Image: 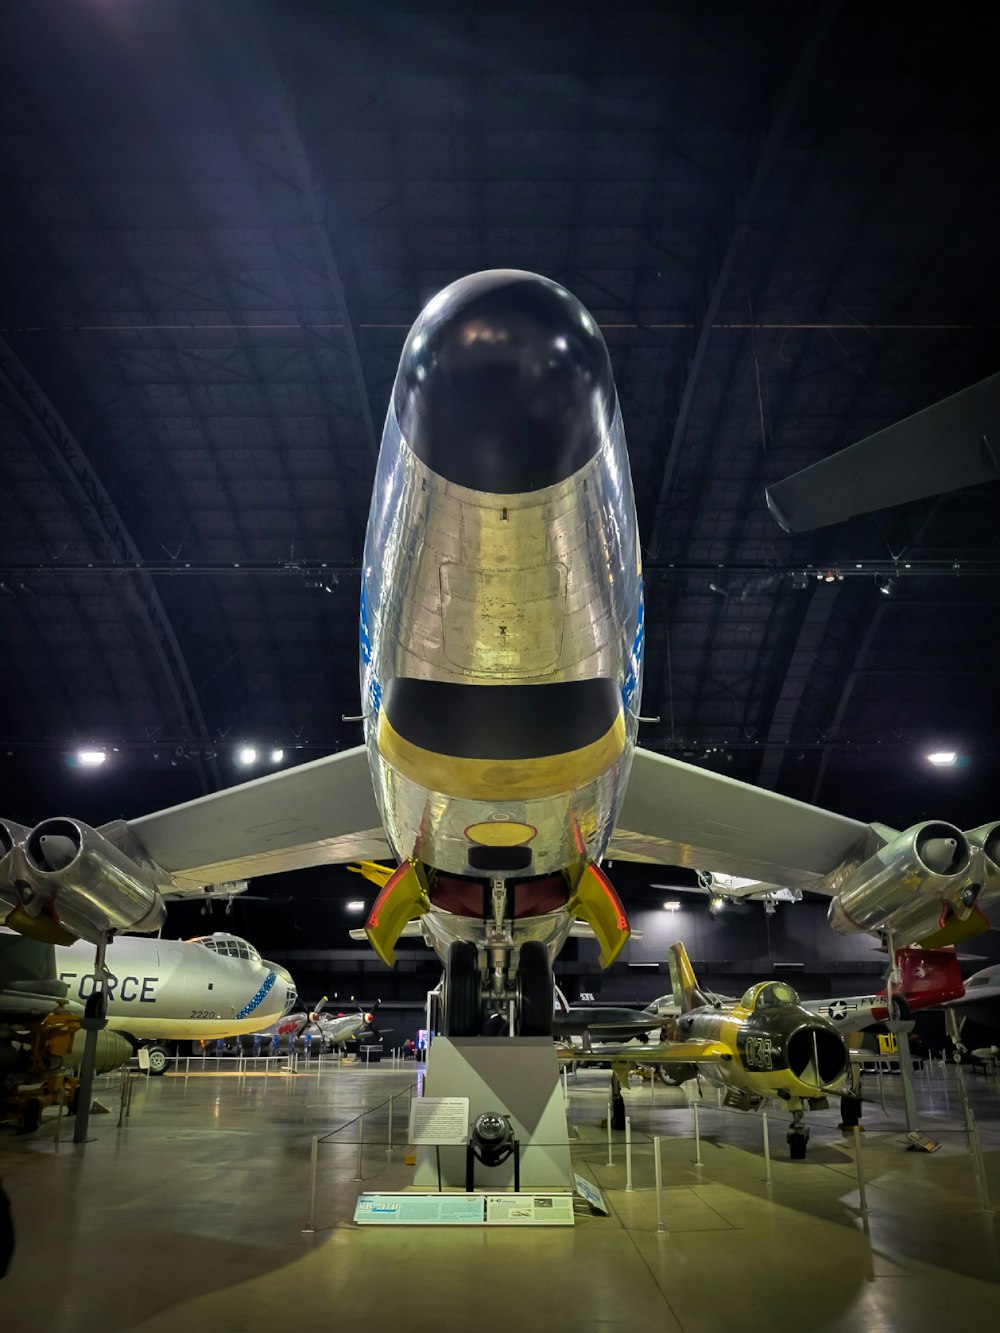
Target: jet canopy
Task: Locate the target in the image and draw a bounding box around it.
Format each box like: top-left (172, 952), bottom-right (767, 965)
top-left (741, 980), bottom-right (800, 1011)
top-left (188, 932), bottom-right (261, 964)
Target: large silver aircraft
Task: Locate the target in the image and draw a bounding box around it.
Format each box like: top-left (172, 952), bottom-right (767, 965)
top-left (1, 927), bottom-right (296, 1074)
top-left (1, 271), bottom-right (997, 1039)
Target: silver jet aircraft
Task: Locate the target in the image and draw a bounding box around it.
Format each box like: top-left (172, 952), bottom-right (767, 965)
top-left (2, 271), bottom-right (998, 1038)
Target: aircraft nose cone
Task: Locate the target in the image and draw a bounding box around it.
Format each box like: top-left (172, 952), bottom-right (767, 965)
top-left (393, 269), bottom-right (616, 493)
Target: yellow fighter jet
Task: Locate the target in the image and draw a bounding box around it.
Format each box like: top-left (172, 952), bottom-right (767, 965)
top-left (565, 942), bottom-right (849, 1158)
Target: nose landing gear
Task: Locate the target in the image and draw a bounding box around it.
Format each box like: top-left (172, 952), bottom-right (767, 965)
top-left (787, 1108), bottom-right (810, 1159)
top-left (442, 941), bottom-right (481, 1037)
top-left (440, 939), bottom-right (555, 1037)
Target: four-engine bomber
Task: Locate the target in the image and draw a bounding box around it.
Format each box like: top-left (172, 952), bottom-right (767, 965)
top-left (0, 271), bottom-right (996, 1038)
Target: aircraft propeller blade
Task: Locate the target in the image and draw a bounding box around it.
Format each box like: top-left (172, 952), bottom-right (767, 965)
top-left (765, 372), bottom-right (1000, 532)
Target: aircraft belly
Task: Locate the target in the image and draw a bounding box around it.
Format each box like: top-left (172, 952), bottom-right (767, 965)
top-left (420, 906), bottom-right (574, 966)
top-left (105, 1013), bottom-right (286, 1041)
top-left (370, 752), bottom-right (629, 877)
top-left (361, 404), bottom-right (642, 879)
top-left (365, 422), bottom-right (638, 689)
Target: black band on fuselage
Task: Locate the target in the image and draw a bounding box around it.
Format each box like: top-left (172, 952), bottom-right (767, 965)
top-left (393, 270), bottom-right (615, 493)
top-left (381, 676), bottom-right (622, 760)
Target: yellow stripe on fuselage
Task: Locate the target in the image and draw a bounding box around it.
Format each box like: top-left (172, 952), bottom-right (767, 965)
top-left (377, 706), bottom-right (627, 801)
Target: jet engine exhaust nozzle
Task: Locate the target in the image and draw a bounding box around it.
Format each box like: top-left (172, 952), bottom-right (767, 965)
top-left (18, 817), bottom-right (166, 943)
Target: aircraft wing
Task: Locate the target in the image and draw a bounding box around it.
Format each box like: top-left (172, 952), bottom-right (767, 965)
top-left (0, 990), bottom-right (80, 1016)
top-left (569, 920), bottom-right (643, 941)
top-left (609, 746), bottom-right (868, 891)
top-left (125, 746), bottom-right (391, 890)
top-left (562, 1038), bottom-right (731, 1065)
top-left (349, 921), bottom-right (424, 942)
top-left (650, 878), bottom-right (801, 904)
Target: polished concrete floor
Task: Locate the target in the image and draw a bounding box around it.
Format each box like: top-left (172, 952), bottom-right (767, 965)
top-left (2, 1054), bottom-right (999, 1332)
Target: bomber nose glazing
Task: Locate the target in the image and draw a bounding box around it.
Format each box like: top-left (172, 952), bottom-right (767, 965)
top-left (393, 269), bottom-right (616, 493)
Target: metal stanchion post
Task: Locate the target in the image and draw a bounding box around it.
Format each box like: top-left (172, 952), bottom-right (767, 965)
top-left (968, 1109), bottom-right (992, 1212)
top-left (853, 1125), bottom-right (868, 1214)
top-left (355, 1112), bottom-right (366, 1181)
top-left (650, 1070), bottom-right (655, 1110)
top-left (625, 1116), bottom-right (634, 1192)
top-left (693, 1101), bottom-right (702, 1166)
top-left (653, 1136), bottom-right (665, 1234)
top-left (53, 1074), bottom-right (65, 1145)
top-left (606, 1100), bottom-right (613, 1166)
top-left (388, 1096), bottom-right (394, 1158)
top-left (877, 1066), bottom-right (886, 1114)
top-left (302, 1135), bottom-right (319, 1233)
top-left (761, 1112), bottom-right (771, 1184)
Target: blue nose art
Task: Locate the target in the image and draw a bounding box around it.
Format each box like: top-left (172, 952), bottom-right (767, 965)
top-left (236, 969), bottom-right (277, 1021)
top-left (393, 269), bottom-right (615, 493)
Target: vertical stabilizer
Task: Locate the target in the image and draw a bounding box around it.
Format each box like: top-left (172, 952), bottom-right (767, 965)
top-left (667, 941), bottom-right (709, 1013)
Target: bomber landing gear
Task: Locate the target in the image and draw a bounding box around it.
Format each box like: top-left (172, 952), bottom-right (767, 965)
top-left (144, 1043), bottom-right (171, 1076)
top-left (787, 1108), bottom-right (810, 1160)
top-left (439, 939), bottom-right (556, 1038)
top-left (516, 941), bottom-right (554, 1037)
top-left (443, 941), bottom-right (481, 1037)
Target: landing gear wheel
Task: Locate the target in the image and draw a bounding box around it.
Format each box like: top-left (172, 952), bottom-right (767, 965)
top-left (145, 1044), bottom-right (170, 1076)
top-left (443, 941), bottom-right (481, 1037)
top-left (517, 941), bottom-right (554, 1036)
top-left (789, 1134), bottom-right (808, 1160)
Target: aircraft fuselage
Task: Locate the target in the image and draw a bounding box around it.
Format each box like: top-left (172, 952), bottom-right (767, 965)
top-left (50, 932), bottom-right (295, 1041)
top-left (360, 271), bottom-right (643, 976)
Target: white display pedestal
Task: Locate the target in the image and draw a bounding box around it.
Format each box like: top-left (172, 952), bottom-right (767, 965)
top-left (413, 1037), bottom-right (573, 1191)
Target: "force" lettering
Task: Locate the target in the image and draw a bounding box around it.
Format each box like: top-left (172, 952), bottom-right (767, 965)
top-left (59, 972), bottom-right (159, 1003)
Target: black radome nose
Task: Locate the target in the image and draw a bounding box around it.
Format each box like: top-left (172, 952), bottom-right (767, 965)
top-left (393, 270), bottom-right (616, 493)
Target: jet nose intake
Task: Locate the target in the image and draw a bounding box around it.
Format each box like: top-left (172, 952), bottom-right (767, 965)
top-left (393, 269), bottom-right (616, 493)
top-left (786, 1024), bottom-right (848, 1087)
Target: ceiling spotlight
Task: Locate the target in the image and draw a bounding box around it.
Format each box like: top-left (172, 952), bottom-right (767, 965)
top-left (270, 748), bottom-right (284, 764)
top-left (346, 900), bottom-right (365, 911)
top-left (926, 751), bottom-right (958, 767)
top-left (77, 749), bottom-right (107, 766)
top-left (237, 747), bottom-right (258, 766)
top-left (877, 576), bottom-right (895, 597)
top-left (662, 901), bottom-right (681, 911)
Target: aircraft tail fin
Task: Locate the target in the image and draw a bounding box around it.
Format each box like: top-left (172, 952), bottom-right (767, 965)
top-left (667, 942), bottom-right (709, 1013)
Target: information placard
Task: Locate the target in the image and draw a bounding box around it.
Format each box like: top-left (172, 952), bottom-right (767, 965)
top-left (485, 1194), bottom-right (575, 1226)
top-left (573, 1173), bottom-right (608, 1215)
top-left (408, 1096), bottom-right (470, 1145)
top-left (355, 1193), bottom-right (484, 1226)
top-left (353, 1192), bottom-right (575, 1226)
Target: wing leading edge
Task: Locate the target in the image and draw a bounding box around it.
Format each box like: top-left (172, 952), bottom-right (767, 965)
top-left (610, 746), bottom-right (868, 891)
top-left (128, 743), bottom-right (869, 897)
top-left (126, 746), bottom-right (390, 890)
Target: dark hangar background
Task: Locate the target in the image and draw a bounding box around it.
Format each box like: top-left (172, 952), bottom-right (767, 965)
top-left (1, 1), bottom-right (999, 1011)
